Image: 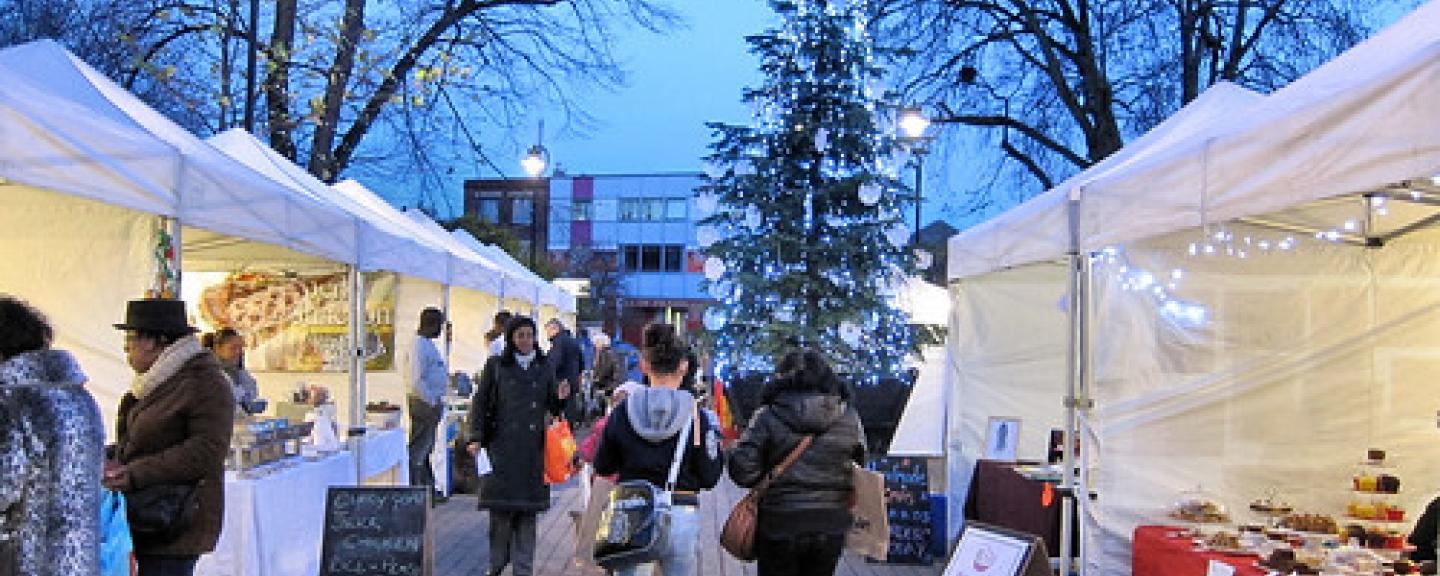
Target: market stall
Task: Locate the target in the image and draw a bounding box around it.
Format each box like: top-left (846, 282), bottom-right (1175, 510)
top-left (0, 40), bottom-right (363, 436)
top-left (944, 2), bottom-right (1440, 573)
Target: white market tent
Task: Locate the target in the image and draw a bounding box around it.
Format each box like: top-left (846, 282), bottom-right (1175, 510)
top-left (885, 276), bottom-right (952, 457)
top-left (944, 2), bottom-right (1440, 574)
top-left (206, 130), bottom-right (514, 409)
top-left (0, 40), bottom-right (367, 434)
top-left (443, 223), bottom-right (559, 317)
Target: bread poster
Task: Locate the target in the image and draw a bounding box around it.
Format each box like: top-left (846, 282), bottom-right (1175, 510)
top-left (189, 271), bottom-right (396, 372)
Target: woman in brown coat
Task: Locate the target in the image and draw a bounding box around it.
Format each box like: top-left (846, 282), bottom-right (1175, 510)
top-left (102, 299), bottom-right (233, 576)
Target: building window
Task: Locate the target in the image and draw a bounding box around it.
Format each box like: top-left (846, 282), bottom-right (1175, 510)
top-left (572, 200), bottom-right (593, 222)
top-left (478, 198), bottom-right (501, 223)
top-left (620, 198), bottom-right (678, 222)
top-left (622, 245), bottom-right (641, 272)
top-left (642, 245), bottom-right (662, 272)
top-left (620, 244), bottom-right (686, 272)
top-left (666, 198), bottom-right (687, 221)
top-left (664, 246), bottom-right (683, 271)
top-left (513, 198), bottom-right (534, 225)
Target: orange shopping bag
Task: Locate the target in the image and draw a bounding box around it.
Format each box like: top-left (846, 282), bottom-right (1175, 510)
top-left (544, 419), bottom-right (578, 484)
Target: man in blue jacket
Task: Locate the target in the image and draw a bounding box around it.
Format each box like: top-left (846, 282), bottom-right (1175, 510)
top-left (545, 319), bottom-right (584, 428)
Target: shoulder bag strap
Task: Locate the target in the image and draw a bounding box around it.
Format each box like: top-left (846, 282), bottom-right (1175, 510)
top-left (752, 435), bottom-right (814, 497)
top-left (663, 409), bottom-right (694, 492)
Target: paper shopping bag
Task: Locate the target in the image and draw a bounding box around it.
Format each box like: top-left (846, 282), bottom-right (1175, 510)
top-left (474, 447), bottom-right (493, 476)
top-left (573, 475), bottom-right (615, 568)
top-left (846, 466), bottom-right (890, 561)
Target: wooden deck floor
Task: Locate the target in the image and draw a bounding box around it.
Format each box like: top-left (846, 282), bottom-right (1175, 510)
top-left (432, 474), bottom-right (943, 576)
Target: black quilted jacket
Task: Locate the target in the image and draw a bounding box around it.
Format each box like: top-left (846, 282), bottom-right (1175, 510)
top-left (728, 392), bottom-right (865, 535)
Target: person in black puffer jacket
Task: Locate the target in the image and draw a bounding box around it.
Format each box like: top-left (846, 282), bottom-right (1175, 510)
top-left (728, 350), bottom-right (865, 576)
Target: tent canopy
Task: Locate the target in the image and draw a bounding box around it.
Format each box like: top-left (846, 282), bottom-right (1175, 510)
top-left (950, 0), bottom-right (1440, 282)
top-left (0, 40), bottom-right (360, 265)
top-left (947, 82), bottom-right (1265, 279)
top-left (331, 179), bottom-right (505, 294)
top-left (206, 129), bottom-right (451, 282)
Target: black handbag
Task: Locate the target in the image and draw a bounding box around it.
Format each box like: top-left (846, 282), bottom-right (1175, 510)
top-left (126, 481), bottom-right (200, 546)
top-left (593, 417), bottom-right (692, 570)
top-left (1, 501), bottom-right (20, 575)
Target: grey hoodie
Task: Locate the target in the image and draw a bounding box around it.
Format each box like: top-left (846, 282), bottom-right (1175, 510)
top-left (624, 387), bottom-right (696, 442)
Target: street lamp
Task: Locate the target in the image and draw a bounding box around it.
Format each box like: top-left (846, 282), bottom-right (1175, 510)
top-left (520, 124), bottom-right (550, 269)
top-left (899, 106), bottom-right (933, 250)
top-left (521, 144), bottom-right (549, 178)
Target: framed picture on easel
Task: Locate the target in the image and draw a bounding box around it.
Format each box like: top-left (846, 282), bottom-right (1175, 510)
top-left (984, 416), bottom-right (1021, 461)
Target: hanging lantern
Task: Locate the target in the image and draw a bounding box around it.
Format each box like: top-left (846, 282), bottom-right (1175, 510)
top-left (696, 192), bottom-right (719, 216)
top-left (885, 222), bottom-right (912, 247)
top-left (696, 225), bottom-right (719, 248)
top-left (704, 256), bottom-right (727, 280)
top-left (858, 183), bottom-right (882, 206)
top-left (839, 321), bottom-right (863, 346)
top-left (703, 307), bottom-right (728, 331)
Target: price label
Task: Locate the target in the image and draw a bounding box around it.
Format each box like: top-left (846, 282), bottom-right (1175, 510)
top-left (1206, 559), bottom-right (1236, 576)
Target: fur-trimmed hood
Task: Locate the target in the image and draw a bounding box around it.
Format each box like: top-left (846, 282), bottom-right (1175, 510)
top-left (0, 349), bottom-right (87, 387)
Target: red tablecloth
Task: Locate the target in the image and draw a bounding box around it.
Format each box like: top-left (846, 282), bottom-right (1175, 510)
top-left (1133, 525), bottom-right (1267, 576)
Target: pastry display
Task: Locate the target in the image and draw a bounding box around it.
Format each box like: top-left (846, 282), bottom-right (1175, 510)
top-left (1279, 513), bottom-right (1338, 534)
top-left (1204, 531), bottom-right (1241, 550)
top-left (1171, 498), bottom-right (1230, 523)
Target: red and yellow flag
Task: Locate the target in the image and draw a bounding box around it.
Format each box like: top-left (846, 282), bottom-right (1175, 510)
top-left (713, 376), bottom-right (739, 440)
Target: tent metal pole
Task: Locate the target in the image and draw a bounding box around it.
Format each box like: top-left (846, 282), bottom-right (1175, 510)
top-left (169, 216), bottom-right (184, 295)
top-left (442, 257), bottom-right (454, 365)
top-left (1061, 192), bottom-right (1090, 576)
top-left (348, 264), bottom-right (367, 480)
top-left (1076, 245), bottom-right (1094, 576)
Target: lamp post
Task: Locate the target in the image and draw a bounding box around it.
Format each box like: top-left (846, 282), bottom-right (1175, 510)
top-left (521, 129), bottom-right (549, 270)
top-left (899, 106), bottom-right (933, 246)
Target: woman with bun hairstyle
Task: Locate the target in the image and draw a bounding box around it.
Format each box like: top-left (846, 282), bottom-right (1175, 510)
top-left (728, 350), bottom-right (865, 576)
top-left (593, 324), bottom-right (725, 576)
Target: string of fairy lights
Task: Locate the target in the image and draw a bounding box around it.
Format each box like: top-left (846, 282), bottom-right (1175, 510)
top-left (1093, 180), bottom-right (1440, 327)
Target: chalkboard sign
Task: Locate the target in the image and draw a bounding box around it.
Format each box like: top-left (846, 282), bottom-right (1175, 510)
top-left (872, 456), bottom-right (933, 565)
top-left (320, 486), bottom-right (431, 576)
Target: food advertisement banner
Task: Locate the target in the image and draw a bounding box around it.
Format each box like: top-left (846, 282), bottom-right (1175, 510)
top-left (189, 271), bottom-right (396, 372)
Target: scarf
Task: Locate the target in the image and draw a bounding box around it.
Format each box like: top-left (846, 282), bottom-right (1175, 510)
top-left (130, 335), bottom-right (205, 399)
top-left (516, 350), bottom-right (537, 370)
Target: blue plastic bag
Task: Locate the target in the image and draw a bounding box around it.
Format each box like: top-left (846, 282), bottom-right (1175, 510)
top-left (99, 490), bottom-right (133, 576)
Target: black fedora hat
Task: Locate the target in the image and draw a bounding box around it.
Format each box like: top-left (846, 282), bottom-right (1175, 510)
top-left (113, 299), bottom-right (198, 334)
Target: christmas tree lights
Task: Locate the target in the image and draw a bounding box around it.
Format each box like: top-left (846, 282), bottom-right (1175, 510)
top-left (700, 0), bottom-right (919, 384)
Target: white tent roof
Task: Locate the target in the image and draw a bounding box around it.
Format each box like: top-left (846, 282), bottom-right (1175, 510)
top-left (206, 129), bottom-right (451, 280)
top-left (951, 1), bottom-right (1440, 280)
top-left (948, 82), bottom-right (1265, 279)
top-left (0, 40), bottom-right (359, 264)
top-left (405, 210), bottom-right (578, 314)
top-left (399, 210), bottom-right (551, 307)
top-left (893, 276), bottom-right (949, 325)
top-left (1076, 0), bottom-right (1440, 249)
top-left (331, 179), bottom-right (504, 294)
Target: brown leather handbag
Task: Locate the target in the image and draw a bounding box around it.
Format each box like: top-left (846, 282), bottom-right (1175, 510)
top-left (720, 435), bottom-right (814, 561)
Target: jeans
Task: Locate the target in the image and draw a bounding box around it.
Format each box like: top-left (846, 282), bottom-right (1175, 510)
top-left (754, 531), bottom-right (846, 576)
top-left (613, 505), bottom-right (700, 576)
top-left (489, 510), bottom-right (538, 576)
top-left (407, 396), bottom-right (441, 491)
top-left (135, 554), bottom-right (199, 576)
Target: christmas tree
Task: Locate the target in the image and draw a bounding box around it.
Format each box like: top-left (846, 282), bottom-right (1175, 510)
top-left (698, 0), bottom-right (919, 384)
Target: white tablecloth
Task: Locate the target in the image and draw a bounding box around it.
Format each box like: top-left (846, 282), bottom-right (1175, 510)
top-left (196, 451), bottom-right (356, 576)
top-left (357, 427), bottom-right (408, 485)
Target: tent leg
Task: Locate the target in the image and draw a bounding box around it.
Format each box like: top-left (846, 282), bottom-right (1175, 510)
top-left (348, 266), bottom-right (368, 481)
top-left (169, 217), bottom-right (184, 295)
top-left (1060, 196), bottom-right (1094, 576)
